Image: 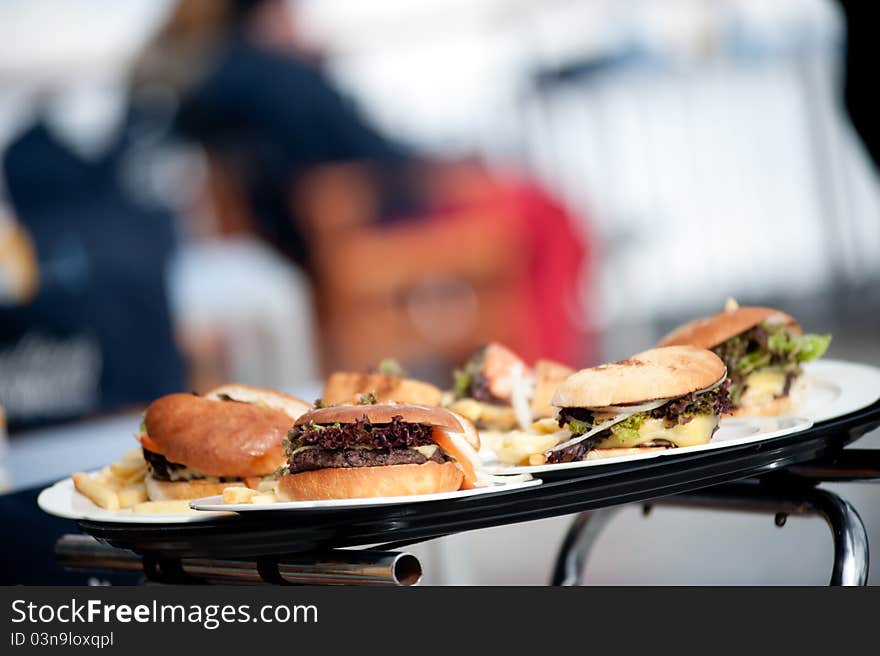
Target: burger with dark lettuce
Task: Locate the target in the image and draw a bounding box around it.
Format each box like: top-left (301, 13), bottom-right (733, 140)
top-left (277, 404), bottom-right (482, 500)
top-left (549, 346), bottom-right (730, 463)
top-left (658, 301), bottom-right (830, 416)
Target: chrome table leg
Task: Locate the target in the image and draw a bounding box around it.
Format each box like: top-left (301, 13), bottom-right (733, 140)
top-left (550, 484), bottom-right (868, 586)
top-left (803, 487), bottom-right (869, 586)
top-left (651, 483), bottom-right (869, 586)
top-left (550, 507), bottom-right (620, 586)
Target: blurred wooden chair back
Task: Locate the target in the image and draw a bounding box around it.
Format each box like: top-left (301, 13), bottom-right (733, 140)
top-left (309, 210), bottom-right (531, 374)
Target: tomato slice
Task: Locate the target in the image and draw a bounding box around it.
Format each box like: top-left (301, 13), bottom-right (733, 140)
top-left (432, 427), bottom-right (478, 490)
top-left (137, 433), bottom-right (163, 455)
top-left (244, 477), bottom-right (262, 490)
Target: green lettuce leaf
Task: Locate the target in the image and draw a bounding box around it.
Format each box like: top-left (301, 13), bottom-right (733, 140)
top-left (795, 333), bottom-right (831, 363)
top-left (567, 418), bottom-right (592, 436)
top-left (738, 350), bottom-right (771, 375)
top-left (609, 413), bottom-right (647, 443)
top-left (453, 369), bottom-right (473, 399)
top-left (767, 327), bottom-right (795, 354)
top-left (376, 358), bottom-right (404, 376)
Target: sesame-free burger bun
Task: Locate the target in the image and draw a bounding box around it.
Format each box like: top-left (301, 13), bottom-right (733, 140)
top-left (321, 372), bottom-right (443, 406)
top-left (295, 404), bottom-right (480, 451)
top-left (277, 461), bottom-right (463, 501)
top-left (730, 395), bottom-right (793, 418)
top-left (552, 346), bottom-right (726, 409)
top-left (204, 383), bottom-right (311, 420)
top-left (143, 393), bottom-right (294, 478)
top-left (658, 306), bottom-right (801, 350)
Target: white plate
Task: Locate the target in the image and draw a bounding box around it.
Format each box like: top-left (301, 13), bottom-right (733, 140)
top-left (37, 476), bottom-right (233, 524)
top-left (191, 478), bottom-right (542, 512)
top-left (797, 359), bottom-right (880, 423)
top-left (485, 415), bottom-right (813, 475)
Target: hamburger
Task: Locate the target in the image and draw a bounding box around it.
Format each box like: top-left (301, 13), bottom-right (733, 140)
top-left (277, 404), bottom-right (482, 501)
top-left (658, 300), bottom-right (831, 416)
top-left (138, 385), bottom-right (311, 500)
top-left (449, 342), bottom-right (573, 431)
top-left (548, 346), bottom-right (731, 463)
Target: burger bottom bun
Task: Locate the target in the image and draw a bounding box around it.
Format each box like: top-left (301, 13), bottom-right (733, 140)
top-left (276, 461), bottom-right (464, 501)
top-left (586, 446), bottom-right (669, 460)
top-left (731, 395), bottom-right (793, 418)
top-left (145, 475), bottom-right (244, 501)
top-left (730, 374), bottom-right (808, 418)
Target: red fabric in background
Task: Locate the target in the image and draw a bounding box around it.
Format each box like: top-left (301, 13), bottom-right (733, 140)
top-left (428, 164), bottom-right (593, 367)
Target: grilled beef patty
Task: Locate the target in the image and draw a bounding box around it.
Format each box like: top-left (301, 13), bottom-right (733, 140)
top-left (288, 446), bottom-right (448, 474)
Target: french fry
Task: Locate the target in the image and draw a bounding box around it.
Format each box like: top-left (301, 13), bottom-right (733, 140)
top-left (73, 472), bottom-right (120, 510)
top-left (110, 459), bottom-right (146, 480)
top-left (116, 483), bottom-right (149, 509)
top-left (528, 453), bottom-right (548, 466)
top-left (113, 468), bottom-right (146, 488)
top-left (257, 479), bottom-right (277, 493)
top-left (494, 431), bottom-right (560, 466)
top-left (119, 471), bottom-right (146, 488)
top-left (132, 500), bottom-right (195, 515)
top-left (531, 418), bottom-right (561, 434)
top-left (120, 448), bottom-right (145, 464)
top-left (95, 466), bottom-right (114, 484)
top-left (222, 486), bottom-right (257, 504)
top-left (250, 493), bottom-right (277, 505)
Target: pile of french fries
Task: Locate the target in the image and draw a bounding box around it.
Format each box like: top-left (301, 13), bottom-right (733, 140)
top-left (72, 449), bottom-right (194, 514)
top-left (72, 449), bottom-right (148, 511)
top-left (483, 418), bottom-right (570, 466)
top-left (72, 448), bottom-right (281, 513)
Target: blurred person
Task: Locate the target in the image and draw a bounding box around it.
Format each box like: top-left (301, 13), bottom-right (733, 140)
top-left (132, 0), bottom-right (591, 368)
top-left (132, 0), bottom-right (411, 268)
top-left (0, 104), bottom-right (186, 430)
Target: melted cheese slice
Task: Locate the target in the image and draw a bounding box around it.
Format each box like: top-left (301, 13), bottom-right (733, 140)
top-left (740, 370), bottom-right (787, 407)
top-left (595, 414), bottom-right (719, 449)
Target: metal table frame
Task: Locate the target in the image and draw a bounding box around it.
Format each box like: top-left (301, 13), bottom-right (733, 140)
top-left (552, 451), bottom-right (878, 586)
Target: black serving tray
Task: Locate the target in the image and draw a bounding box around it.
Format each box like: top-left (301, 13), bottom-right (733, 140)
top-left (78, 399), bottom-right (880, 559)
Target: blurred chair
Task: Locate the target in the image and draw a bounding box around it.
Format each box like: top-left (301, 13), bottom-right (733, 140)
top-left (200, 152), bottom-right (591, 381)
top-left (310, 209), bottom-right (530, 375)
top-left (294, 161), bottom-right (592, 376)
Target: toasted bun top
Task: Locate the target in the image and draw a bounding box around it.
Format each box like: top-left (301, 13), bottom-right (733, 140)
top-left (144, 393), bottom-right (293, 477)
top-left (205, 383), bottom-right (311, 420)
top-left (295, 404), bottom-right (479, 450)
top-left (551, 346), bottom-right (726, 408)
top-left (321, 372), bottom-right (443, 406)
top-left (658, 306), bottom-right (801, 349)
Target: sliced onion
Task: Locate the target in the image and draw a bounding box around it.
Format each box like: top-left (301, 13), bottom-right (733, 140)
top-left (509, 362), bottom-right (535, 432)
top-left (548, 412), bottom-right (638, 453)
top-left (601, 399), bottom-right (668, 414)
top-left (473, 472), bottom-right (533, 486)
